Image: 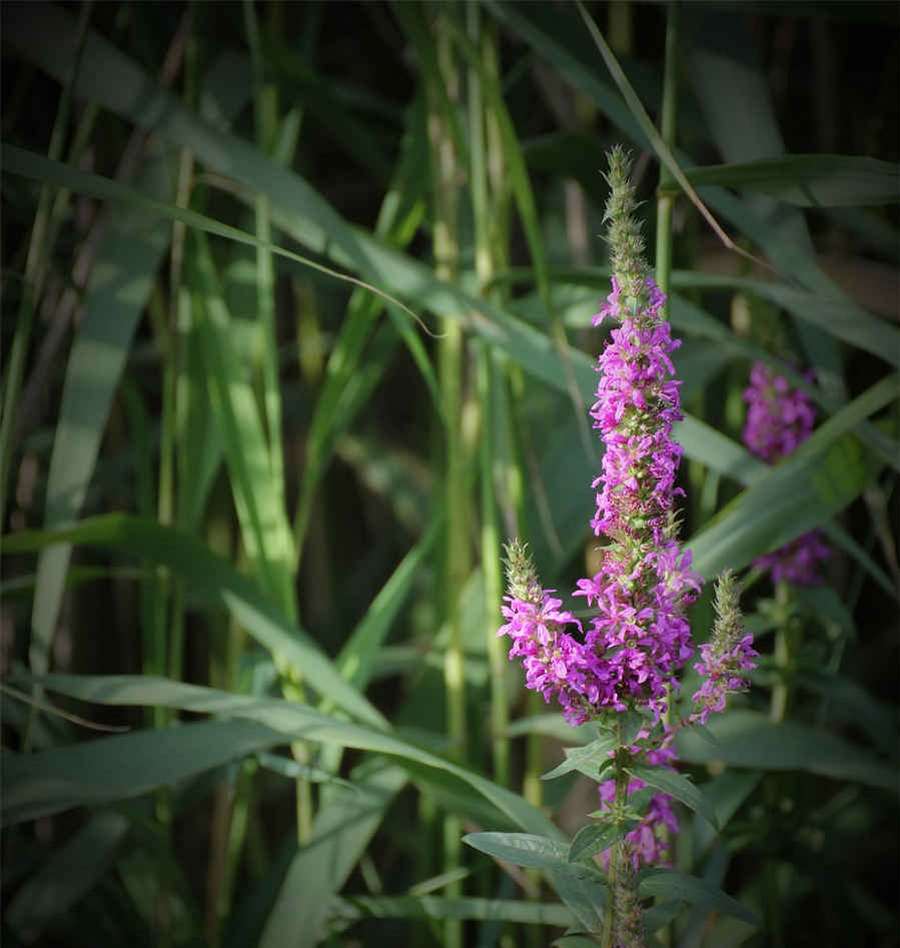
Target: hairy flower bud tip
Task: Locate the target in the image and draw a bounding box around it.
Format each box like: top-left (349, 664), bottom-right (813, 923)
top-left (692, 570), bottom-right (758, 726)
top-left (502, 539), bottom-right (542, 604)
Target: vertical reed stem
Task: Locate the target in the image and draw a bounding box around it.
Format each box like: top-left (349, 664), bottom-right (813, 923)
top-left (654, 1), bottom-right (679, 299)
top-left (770, 580), bottom-right (793, 723)
top-left (427, 11), bottom-right (467, 947)
top-left (468, 1), bottom-right (508, 789)
top-left (0, 3), bottom-right (93, 521)
top-left (654, 8), bottom-right (679, 945)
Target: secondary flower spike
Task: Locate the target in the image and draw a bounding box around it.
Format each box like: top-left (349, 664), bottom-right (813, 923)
top-left (498, 148), bottom-right (701, 725)
top-left (742, 362), bottom-right (830, 585)
top-left (692, 569), bottom-right (758, 726)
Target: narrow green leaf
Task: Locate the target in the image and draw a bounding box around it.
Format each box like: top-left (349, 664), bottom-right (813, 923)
top-left (192, 233), bottom-right (295, 613)
top-left (463, 833), bottom-right (597, 879)
top-left (692, 771), bottom-right (763, 856)
top-left (255, 752), bottom-right (357, 791)
top-left (4, 515), bottom-right (386, 727)
top-left (504, 714), bottom-right (595, 743)
top-left (29, 141), bottom-right (174, 683)
top-left (568, 821), bottom-right (636, 864)
top-left (676, 710), bottom-right (899, 792)
top-left (20, 673), bottom-right (606, 928)
top-left (541, 735), bottom-right (617, 782)
top-left (6, 810), bottom-right (129, 936)
top-left (627, 766), bottom-right (720, 830)
top-left (259, 763), bottom-right (405, 948)
top-left (336, 510), bottom-right (441, 690)
top-left (2, 718), bottom-right (289, 826)
top-left (334, 895), bottom-right (574, 927)
top-left (638, 869), bottom-right (759, 927)
top-left (679, 155), bottom-right (900, 207)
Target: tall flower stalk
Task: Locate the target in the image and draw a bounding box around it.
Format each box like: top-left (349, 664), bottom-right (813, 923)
top-left (499, 150), bottom-right (757, 946)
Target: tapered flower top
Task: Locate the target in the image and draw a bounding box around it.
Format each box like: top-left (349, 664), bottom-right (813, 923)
top-left (574, 147), bottom-right (702, 719)
top-left (692, 570), bottom-right (758, 725)
top-left (498, 149), bottom-right (701, 725)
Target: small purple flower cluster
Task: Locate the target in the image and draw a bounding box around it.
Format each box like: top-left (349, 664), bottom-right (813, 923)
top-left (742, 362), bottom-right (830, 585)
top-left (597, 746), bottom-right (679, 869)
top-left (690, 568), bottom-right (758, 726)
top-left (742, 362), bottom-right (816, 462)
top-left (691, 634), bottom-right (759, 726)
top-left (498, 591), bottom-right (596, 726)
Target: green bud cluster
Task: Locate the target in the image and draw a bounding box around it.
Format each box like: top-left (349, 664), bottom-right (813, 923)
top-left (503, 539), bottom-right (542, 604)
top-left (710, 569), bottom-right (744, 650)
top-left (603, 145), bottom-right (650, 309)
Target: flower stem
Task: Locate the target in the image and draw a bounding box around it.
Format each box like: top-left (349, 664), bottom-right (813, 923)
top-left (468, 2), bottom-right (509, 788)
top-left (654, 9), bottom-right (680, 944)
top-left (770, 580), bottom-right (794, 722)
top-left (654, 1), bottom-right (680, 301)
top-left (427, 12), bottom-right (468, 947)
top-left (602, 717), bottom-right (628, 947)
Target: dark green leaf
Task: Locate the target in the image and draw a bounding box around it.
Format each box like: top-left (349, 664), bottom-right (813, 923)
top-left (541, 735), bottom-right (616, 781)
top-left (568, 821), bottom-right (637, 864)
top-left (626, 766), bottom-right (720, 830)
top-left (638, 869), bottom-right (759, 927)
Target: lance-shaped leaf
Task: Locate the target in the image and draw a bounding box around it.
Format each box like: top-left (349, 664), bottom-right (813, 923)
top-left (541, 735), bottom-right (617, 781)
top-left (568, 820), bottom-right (638, 864)
top-left (626, 766), bottom-right (720, 830)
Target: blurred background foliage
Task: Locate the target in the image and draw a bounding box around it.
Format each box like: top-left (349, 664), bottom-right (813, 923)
top-left (1, 1), bottom-right (898, 946)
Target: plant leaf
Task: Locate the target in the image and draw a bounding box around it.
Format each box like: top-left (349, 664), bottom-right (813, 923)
top-left (541, 735), bottom-right (617, 781)
top-left (568, 821), bottom-right (637, 864)
top-left (638, 869), bottom-right (759, 927)
top-left (676, 710), bottom-right (899, 792)
top-left (3, 515), bottom-right (385, 727)
top-left (679, 155), bottom-right (900, 207)
top-left (626, 766), bottom-right (720, 830)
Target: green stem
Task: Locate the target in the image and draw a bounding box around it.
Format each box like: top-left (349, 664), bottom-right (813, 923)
top-left (654, 0), bottom-right (679, 300)
top-left (770, 580), bottom-right (793, 722)
top-left (243, 0), bottom-right (311, 848)
top-left (601, 717), bottom-right (629, 947)
top-left (654, 11), bottom-right (680, 944)
top-left (468, 2), bottom-right (508, 788)
top-left (0, 1), bottom-right (93, 522)
top-left (429, 12), bottom-right (467, 947)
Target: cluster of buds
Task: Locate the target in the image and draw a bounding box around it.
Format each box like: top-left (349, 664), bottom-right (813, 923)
top-left (691, 570), bottom-right (759, 726)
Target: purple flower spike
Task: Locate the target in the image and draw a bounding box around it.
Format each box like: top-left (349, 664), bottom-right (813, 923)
top-left (691, 570), bottom-right (758, 726)
top-left (574, 270), bottom-right (702, 719)
top-left (742, 361), bottom-right (830, 585)
top-left (499, 147), bottom-right (701, 727)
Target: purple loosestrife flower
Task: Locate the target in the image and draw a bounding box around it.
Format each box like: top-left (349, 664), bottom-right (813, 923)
top-left (498, 148), bottom-right (701, 725)
top-left (692, 570), bottom-right (758, 726)
top-left (573, 149), bottom-right (702, 719)
top-left (742, 361), bottom-right (830, 585)
top-left (499, 541), bottom-right (602, 725)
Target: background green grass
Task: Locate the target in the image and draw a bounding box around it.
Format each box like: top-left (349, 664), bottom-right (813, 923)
top-left (1, 2), bottom-right (898, 946)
